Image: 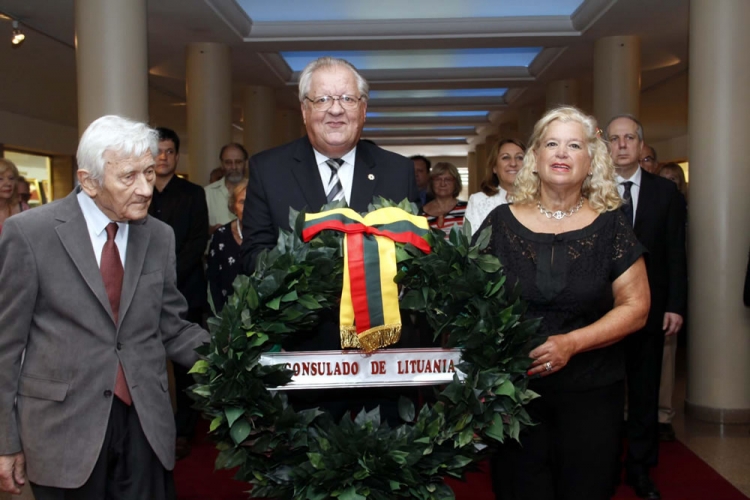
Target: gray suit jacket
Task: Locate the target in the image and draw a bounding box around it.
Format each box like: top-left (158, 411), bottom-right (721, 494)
top-left (0, 190), bottom-right (209, 488)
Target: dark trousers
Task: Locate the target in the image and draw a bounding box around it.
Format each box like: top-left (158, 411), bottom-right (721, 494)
top-left (492, 381), bottom-right (624, 500)
top-left (623, 327), bottom-right (666, 476)
top-left (174, 307), bottom-right (203, 439)
top-left (31, 398), bottom-right (175, 500)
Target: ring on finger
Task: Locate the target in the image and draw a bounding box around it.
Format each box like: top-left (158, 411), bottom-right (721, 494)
top-left (544, 361), bottom-right (552, 372)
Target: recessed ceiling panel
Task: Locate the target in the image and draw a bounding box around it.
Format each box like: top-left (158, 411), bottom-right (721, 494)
top-left (240, 0), bottom-right (584, 22)
top-left (369, 89), bottom-right (507, 99)
top-left (281, 48), bottom-right (542, 71)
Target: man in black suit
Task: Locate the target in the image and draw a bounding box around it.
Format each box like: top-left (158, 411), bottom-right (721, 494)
top-left (241, 56), bottom-right (417, 275)
top-left (149, 127), bottom-right (209, 459)
top-left (606, 115), bottom-right (687, 500)
top-left (240, 57), bottom-right (418, 420)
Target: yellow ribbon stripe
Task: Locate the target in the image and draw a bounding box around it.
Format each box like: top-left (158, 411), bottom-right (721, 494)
top-left (302, 207), bottom-right (430, 351)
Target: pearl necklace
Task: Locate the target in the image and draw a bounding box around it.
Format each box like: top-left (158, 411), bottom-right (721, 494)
top-left (537, 197), bottom-right (585, 220)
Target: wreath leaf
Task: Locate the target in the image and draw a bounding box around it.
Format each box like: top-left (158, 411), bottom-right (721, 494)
top-left (190, 199), bottom-right (539, 499)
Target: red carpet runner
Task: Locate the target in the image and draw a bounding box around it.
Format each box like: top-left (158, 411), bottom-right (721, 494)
top-left (174, 426), bottom-right (749, 500)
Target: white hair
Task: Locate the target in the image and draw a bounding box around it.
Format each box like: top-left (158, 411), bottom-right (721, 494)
top-left (297, 57), bottom-right (369, 102)
top-left (77, 115), bottom-right (158, 184)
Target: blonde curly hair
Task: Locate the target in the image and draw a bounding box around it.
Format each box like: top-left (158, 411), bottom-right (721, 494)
top-left (511, 106), bottom-right (621, 213)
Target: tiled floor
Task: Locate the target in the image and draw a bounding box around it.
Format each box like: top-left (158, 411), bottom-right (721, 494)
top-left (3, 343), bottom-right (748, 500)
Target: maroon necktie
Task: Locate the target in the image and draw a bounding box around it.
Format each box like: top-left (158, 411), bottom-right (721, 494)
top-left (101, 222), bottom-right (132, 406)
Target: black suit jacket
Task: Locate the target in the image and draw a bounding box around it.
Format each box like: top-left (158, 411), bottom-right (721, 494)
top-left (632, 169), bottom-right (688, 331)
top-left (149, 175), bottom-right (209, 309)
top-left (240, 136), bottom-right (418, 275)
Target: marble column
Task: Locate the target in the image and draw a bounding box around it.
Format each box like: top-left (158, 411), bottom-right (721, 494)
top-left (685, 0), bottom-right (750, 423)
top-left (593, 36), bottom-right (641, 125)
top-left (243, 85), bottom-right (276, 155)
top-left (546, 79), bottom-right (580, 110)
top-left (186, 43), bottom-right (232, 184)
top-left (75, 0), bottom-right (148, 135)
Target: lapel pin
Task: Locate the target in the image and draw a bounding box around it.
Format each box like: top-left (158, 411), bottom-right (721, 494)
top-left (368, 174), bottom-right (375, 180)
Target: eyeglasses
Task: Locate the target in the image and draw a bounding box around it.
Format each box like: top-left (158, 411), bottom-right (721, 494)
top-left (304, 94), bottom-right (366, 111)
top-left (434, 176), bottom-right (456, 185)
top-left (641, 156), bottom-right (655, 162)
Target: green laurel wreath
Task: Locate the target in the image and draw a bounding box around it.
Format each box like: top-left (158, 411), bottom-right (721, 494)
top-left (189, 198), bottom-right (541, 500)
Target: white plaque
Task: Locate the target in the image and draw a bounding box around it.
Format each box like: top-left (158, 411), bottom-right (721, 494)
top-left (259, 348), bottom-right (465, 390)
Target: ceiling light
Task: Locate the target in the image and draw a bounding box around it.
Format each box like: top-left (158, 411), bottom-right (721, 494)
top-left (11, 20), bottom-right (25, 46)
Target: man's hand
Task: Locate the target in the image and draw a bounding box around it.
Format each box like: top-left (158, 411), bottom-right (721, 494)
top-left (0, 452), bottom-right (26, 494)
top-left (663, 312), bottom-right (684, 336)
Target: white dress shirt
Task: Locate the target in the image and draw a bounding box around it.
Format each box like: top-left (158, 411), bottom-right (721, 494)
top-left (616, 167), bottom-right (643, 226)
top-left (77, 190), bottom-right (128, 267)
top-left (313, 147), bottom-right (356, 205)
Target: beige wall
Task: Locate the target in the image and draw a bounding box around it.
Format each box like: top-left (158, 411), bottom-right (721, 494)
top-left (650, 135), bottom-right (689, 163)
top-left (640, 73), bottom-right (688, 146)
top-left (0, 110), bottom-right (78, 156)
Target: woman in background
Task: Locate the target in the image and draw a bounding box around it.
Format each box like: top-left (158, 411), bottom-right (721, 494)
top-left (476, 107), bottom-right (650, 500)
top-left (420, 162), bottom-right (466, 237)
top-left (658, 162), bottom-right (688, 199)
top-left (465, 138), bottom-right (526, 235)
top-left (0, 159), bottom-right (27, 235)
top-left (656, 160), bottom-right (688, 444)
top-left (207, 180), bottom-right (247, 311)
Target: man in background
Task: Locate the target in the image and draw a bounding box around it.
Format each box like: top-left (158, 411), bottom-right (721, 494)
top-left (606, 115), bottom-right (687, 500)
top-left (205, 143), bottom-right (248, 233)
top-left (410, 155), bottom-right (432, 207)
top-left (640, 144), bottom-right (658, 174)
top-left (150, 127), bottom-right (209, 459)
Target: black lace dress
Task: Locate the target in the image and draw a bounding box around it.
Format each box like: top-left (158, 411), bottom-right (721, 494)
top-left (476, 204), bottom-right (646, 500)
top-left (478, 204), bottom-right (645, 392)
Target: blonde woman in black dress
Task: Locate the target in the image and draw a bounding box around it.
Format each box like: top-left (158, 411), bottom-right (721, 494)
top-left (477, 107), bottom-right (650, 500)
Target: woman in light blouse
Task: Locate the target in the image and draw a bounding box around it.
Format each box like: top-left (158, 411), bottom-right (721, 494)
top-left (465, 139), bottom-right (526, 235)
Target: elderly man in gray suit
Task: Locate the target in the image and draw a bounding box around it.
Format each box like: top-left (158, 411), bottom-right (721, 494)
top-left (0, 115), bottom-right (209, 499)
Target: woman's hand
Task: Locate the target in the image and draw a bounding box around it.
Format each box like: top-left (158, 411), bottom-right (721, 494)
top-left (527, 334), bottom-right (577, 377)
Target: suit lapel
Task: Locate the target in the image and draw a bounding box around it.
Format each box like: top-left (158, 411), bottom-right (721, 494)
top-left (350, 141), bottom-right (376, 212)
top-left (55, 192), bottom-right (114, 322)
top-left (117, 219), bottom-right (149, 330)
top-left (291, 137), bottom-right (328, 212)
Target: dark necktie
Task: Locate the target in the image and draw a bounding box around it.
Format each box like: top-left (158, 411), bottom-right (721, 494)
top-left (621, 181), bottom-right (634, 227)
top-left (101, 223), bottom-right (132, 406)
top-left (326, 158), bottom-right (345, 203)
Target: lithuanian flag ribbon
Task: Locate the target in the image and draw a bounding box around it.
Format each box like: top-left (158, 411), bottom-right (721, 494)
top-left (303, 207), bottom-right (431, 352)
